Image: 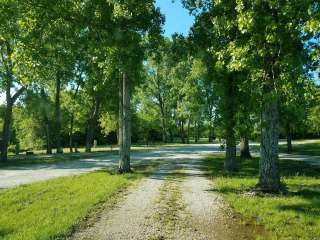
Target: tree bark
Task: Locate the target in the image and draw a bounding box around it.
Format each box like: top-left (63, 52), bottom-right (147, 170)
top-left (69, 80), bottom-right (81, 153)
top-left (118, 75), bottom-right (123, 159)
top-left (259, 96), bottom-right (281, 192)
top-left (180, 120), bottom-right (185, 144)
top-left (119, 73), bottom-right (131, 173)
top-left (40, 88), bottom-right (52, 155)
top-left (1, 102), bottom-right (13, 162)
top-left (45, 122), bottom-right (52, 154)
top-left (168, 128), bottom-right (174, 143)
top-left (160, 105), bottom-right (167, 143)
top-left (194, 121), bottom-right (199, 143)
top-left (224, 76), bottom-right (236, 172)
top-left (225, 127), bottom-right (236, 171)
top-left (85, 98), bottom-right (100, 152)
top-left (0, 87), bottom-right (25, 161)
top-left (156, 76), bottom-right (167, 143)
top-left (55, 74), bottom-right (63, 154)
top-left (69, 115), bottom-right (74, 153)
top-left (187, 119), bottom-right (191, 144)
top-left (208, 124), bottom-right (214, 143)
top-left (240, 136), bottom-right (251, 158)
top-left (0, 41), bottom-right (26, 161)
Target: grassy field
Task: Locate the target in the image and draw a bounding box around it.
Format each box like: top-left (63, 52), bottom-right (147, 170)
top-left (205, 155), bottom-right (320, 240)
top-left (0, 165), bottom-right (153, 240)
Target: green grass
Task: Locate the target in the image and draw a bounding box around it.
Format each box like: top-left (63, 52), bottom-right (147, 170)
top-left (0, 167), bottom-right (151, 240)
top-left (204, 155), bottom-right (320, 240)
top-left (279, 139), bottom-right (320, 156)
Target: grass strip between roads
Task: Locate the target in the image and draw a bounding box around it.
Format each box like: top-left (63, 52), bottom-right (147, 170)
top-left (205, 155), bottom-right (320, 240)
top-left (0, 165), bottom-right (152, 240)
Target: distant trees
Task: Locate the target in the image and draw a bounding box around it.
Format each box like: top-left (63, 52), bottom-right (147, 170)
top-left (136, 35), bottom-right (211, 145)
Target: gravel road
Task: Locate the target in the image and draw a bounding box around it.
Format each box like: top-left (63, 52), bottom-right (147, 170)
top-left (1, 144), bottom-right (319, 189)
top-left (0, 144), bottom-right (221, 189)
top-left (71, 154), bottom-right (262, 240)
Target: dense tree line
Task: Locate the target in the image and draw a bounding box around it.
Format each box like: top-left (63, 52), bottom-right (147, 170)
top-left (0, 0), bottom-right (163, 173)
top-left (182, 0), bottom-right (319, 192)
top-left (0, 0), bottom-right (319, 189)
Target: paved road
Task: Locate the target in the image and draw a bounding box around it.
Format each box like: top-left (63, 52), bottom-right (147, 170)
top-left (0, 144), bottom-right (319, 189)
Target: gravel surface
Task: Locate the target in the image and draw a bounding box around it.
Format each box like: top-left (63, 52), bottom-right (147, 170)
top-left (71, 156), bottom-right (265, 240)
top-left (0, 144), bottom-right (222, 189)
top-left (181, 159), bottom-right (261, 240)
top-left (72, 160), bottom-right (180, 240)
top-left (1, 144), bottom-right (319, 189)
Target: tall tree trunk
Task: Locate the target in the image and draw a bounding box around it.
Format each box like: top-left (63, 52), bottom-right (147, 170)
top-left (119, 73), bottom-right (131, 173)
top-left (224, 77), bottom-right (236, 172)
top-left (55, 74), bottom-right (63, 154)
top-left (160, 107), bottom-right (167, 143)
top-left (0, 41), bottom-right (25, 161)
top-left (187, 119), bottom-right (191, 144)
top-left (240, 137), bottom-right (251, 158)
top-left (118, 75), bottom-right (123, 157)
top-left (69, 115), bottom-right (74, 153)
top-left (225, 127), bottom-right (236, 171)
top-left (1, 102), bottom-right (12, 162)
top-left (208, 125), bottom-right (214, 143)
top-left (259, 96), bottom-right (281, 192)
top-left (85, 98), bottom-right (100, 153)
top-left (45, 122), bottom-right (52, 154)
top-left (158, 95), bottom-right (167, 143)
top-left (286, 124), bottom-right (292, 154)
top-left (180, 120), bottom-right (185, 144)
top-left (69, 82), bottom-right (81, 153)
top-left (0, 89), bottom-right (25, 161)
top-left (40, 88), bottom-right (52, 155)
top-left (85, 123), bottom-right (93, 153)
top-left (169, 128), bottom-right (174, 143)
top-left (194, 121), bottom-right (198, 143)
top-left (197, 122), bottom-right (201, 142)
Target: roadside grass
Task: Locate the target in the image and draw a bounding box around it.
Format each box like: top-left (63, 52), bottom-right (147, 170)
top-left (0, 163), bottom-right (155, 240)
top-left (279, 139), bottom-right (320, 156)
top-left (204, 155), bottom-right (320, 240)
